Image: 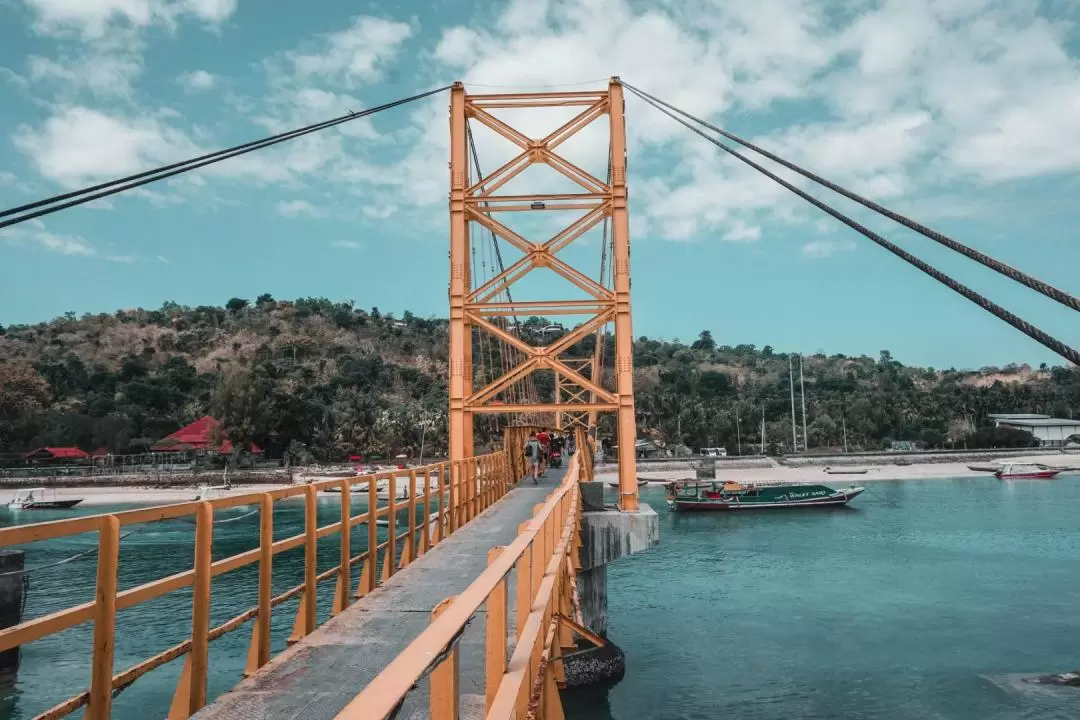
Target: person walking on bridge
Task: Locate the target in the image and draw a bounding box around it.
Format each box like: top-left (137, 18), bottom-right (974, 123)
top-left (524, 432), bottom-right (543, 484)
top-left (535, 429), bottom-right (551, 477)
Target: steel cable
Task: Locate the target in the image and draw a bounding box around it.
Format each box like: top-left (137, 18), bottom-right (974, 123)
top-left (0, 85), bottom-right (452, 231)
top-left (626, 86), bottom-right (1080, 367)
top-left (622, 81), bottom-right (1080, 314)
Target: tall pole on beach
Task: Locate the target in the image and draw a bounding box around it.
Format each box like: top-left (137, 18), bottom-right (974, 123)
top-left (799, 355), bottom-right (808, 451)
top-left (788, 355), bottom-right (798, 452)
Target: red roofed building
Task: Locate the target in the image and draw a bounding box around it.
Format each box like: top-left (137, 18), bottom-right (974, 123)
top-left (151, 416), bottom-right (263, 455)
top-left (23, 447), bottom-right (90, 462)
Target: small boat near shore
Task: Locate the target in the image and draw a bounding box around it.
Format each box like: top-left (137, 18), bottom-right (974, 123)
top-left (7, 488), bottom-right (84, 510)
top-left (823, 467), bottom-right (869, 475)
top-left (968, 463), bottom-right (1002, 473)
top-left (666, 480), bottom-right (863, 511)
top-left (994, 463), bottom-right (1061, 480)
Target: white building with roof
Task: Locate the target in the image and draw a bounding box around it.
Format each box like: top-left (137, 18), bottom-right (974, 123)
top-left (990, 414), bottom-right (1080, 447)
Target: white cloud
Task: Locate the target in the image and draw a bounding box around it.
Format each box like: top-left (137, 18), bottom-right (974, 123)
top-left (106, 254), bottom-right (136, 263)
top-left (333, 240), bottom-right (362, 249)
top-left (0, 172), bottom-right (15, 186)
top-left (13, 106), bottom-right (200, 187)
top-left (27, 50), bottom-right (142, 98)
top-left (3, 226), bottom-right (98, 256)
top-left (276, 200), bottom-right (324, 218)
top-left (180, 69), bottom-right (216, 91)
top-left (284, 16), bottom-right (412, 86)
top-left (802, 239), bottom-right (856, 258)
top-left (23, 0), bottom-right (237, 39)
top-left (723, 221), bottom-right (762, 243)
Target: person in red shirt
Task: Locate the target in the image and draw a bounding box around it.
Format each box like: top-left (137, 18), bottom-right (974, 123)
top-left (535, 430), bottom-right (551, 477)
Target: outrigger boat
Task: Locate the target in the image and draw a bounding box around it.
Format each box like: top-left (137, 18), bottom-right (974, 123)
top-left (994, 463), bottom-right (1061, 480)
top-left (666, 480), bottom-right (864, 511)
top-left (7, 488), bottom-right (84, 510)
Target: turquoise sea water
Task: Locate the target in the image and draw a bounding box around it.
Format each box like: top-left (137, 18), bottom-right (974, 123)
top-left (565, 478), bottom-right (1080, 720)
top-left (4, 477), bottom-right (1080, 719)
top-left (0, 494), bottom-right (420, 720)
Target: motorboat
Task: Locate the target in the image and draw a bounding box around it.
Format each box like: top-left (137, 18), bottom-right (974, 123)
top-left (994, 463), bottom-right (1061, 480)
top-left (7, 488), bottom-right (84, 510)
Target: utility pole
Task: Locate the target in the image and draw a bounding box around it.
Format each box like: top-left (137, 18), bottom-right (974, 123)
top-left (799, 354), bottom-right (808, 452)
top-left (760, 406), bottom-right (766, 455)
top-left (788, 355), bottom-right (798, 453)
top-left (842, 415), bottom-right (849, 453)
top-left (735, 412), bottom-right (742, 457)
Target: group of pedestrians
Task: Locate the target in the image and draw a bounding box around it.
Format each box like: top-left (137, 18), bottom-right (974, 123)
top-left (523, 429), bottom-right (575, 483)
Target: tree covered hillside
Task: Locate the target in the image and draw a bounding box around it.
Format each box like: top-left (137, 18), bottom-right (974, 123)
top-left (1, 300), bottom-right (1078, 460)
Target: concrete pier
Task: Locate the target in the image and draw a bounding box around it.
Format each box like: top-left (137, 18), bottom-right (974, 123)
top-left (564, 481), bottom-right (658, 687)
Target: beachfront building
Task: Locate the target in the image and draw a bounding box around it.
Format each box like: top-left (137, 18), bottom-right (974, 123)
top-left (990, 414), bottom-right (1080, 447)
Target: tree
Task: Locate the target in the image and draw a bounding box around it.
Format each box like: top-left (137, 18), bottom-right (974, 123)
top-left (210, 368), bottom-right (270, 466)
top-left (226, 298), bottom-right (249, 313)
top-left (692, 330), bottom-right (716, 351)
top-left (0, 364), bottom-right (51, 449)
top-left (255, 293), bottom-right (275, 307)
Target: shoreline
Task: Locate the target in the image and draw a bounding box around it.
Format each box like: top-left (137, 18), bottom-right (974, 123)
top-left (597, 454), bottom-right (1080, 485)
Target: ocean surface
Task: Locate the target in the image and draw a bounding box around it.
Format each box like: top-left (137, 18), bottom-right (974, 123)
top-left (565, 478), bottom-right (1080, 720)
top-left (0, 493), bottom-right (414, 720)
top-left (3, 477), bottom-right (1080, 719)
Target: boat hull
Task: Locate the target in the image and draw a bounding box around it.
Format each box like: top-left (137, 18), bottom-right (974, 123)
top-left (670, 487), bottom-right (864, 511)
top-left (12, 499), bottom-right (84, 510)
top-left (995, 470), bottom-right (1060, 480)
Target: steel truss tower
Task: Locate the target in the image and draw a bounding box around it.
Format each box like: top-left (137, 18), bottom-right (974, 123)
top-left (448, 78), bottom-right (639, 510)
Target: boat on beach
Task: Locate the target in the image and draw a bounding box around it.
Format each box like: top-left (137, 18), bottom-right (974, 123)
top-left (666, 480), bottom-right (864, 511)
top-left (994, 463), bottom-right (1061, 480)
top-left (824, 467), bottom-right (869, 475)
top-left (7, 488), bottom-right (84, 510)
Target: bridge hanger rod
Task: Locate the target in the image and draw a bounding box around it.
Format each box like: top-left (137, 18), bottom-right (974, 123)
top-left (627, 86), bottom-right (1080, 367)
top-left (0, 85), bottom-right (453, 231)
top-left (621, 81), bottom-right (1080, 315)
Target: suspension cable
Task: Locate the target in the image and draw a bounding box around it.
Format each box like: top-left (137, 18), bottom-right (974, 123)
top-left (627, 86), bottom-right (1080, 367)
top-left (0, 85), bottom-right (452, 231)
top-left (621, 81), bottom-right (1080, 314)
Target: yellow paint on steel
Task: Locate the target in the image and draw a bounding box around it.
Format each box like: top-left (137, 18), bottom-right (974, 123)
top-left (0, 451), bottom-right (511, 719)
top-left (333, 451), bottom-right (583, 720)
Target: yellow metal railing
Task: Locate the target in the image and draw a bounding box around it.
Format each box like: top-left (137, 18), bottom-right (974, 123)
top-left (335, 427), bottom-right (591, 720)
top-left (0, 450), bottom-right (514, 720)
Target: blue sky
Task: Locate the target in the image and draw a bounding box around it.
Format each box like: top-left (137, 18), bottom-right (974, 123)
top-left (1, 0), bottom-right (1079, 371)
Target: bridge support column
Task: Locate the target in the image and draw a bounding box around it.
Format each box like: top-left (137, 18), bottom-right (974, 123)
top-left (448, 82), bottom-right (471, 464)
top-left (608, 78), bottom-right (639, 512)
top-left (563, 493), bottom-right (658, 687)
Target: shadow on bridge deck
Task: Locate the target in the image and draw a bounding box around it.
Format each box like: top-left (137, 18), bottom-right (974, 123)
top-left (194, 467), bottom-right (567, 720)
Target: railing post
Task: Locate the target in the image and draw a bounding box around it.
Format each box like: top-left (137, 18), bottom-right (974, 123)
top-left (515, 522), bottom-right (531, 642)
top-left (401, 469), bottom-right (417, 569)
top-left (430, 596), bottom-right (459, 720)
top-left (305, 484), bottom-right (318, 633)
top-left (334, 478), bottom-right (351, 615)
top-left (190, 502), bottom-right (213, 714)
top-left (436, 464), bottom-right (446, 543)
top-left (87, 514), bottom-right (119, 720)
top-left (420, 465), bottom-right (433, 555)
top-left (367, 476), bottom-right (378, 592)
top-left (386, 474), bottom-right (398, 578)
top-left (245, 493), bottom-right (274, 675)
top-left (449, 461), bottom-right (460, 533)
top-left (485, 547), bottom-right (507, 713)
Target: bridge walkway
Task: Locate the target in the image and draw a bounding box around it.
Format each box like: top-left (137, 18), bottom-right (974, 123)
top-left (195, 468), bottom-right (565, 720)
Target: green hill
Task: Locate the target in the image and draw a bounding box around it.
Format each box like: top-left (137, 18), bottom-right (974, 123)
top-left (1, 298), bottom-right (1077, 461)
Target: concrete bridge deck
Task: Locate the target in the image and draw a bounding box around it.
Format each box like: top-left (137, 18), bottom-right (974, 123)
top-left (195, 470), bottom-right (563, 720)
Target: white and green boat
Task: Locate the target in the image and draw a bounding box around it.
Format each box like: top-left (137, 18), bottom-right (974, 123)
top-left (666, 480), bottom-right (864, 512)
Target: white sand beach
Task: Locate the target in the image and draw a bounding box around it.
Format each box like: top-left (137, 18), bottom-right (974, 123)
top-left (597, 453), bottom-right (1080, 486)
